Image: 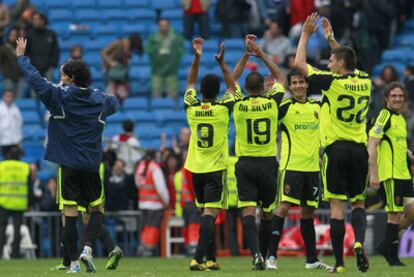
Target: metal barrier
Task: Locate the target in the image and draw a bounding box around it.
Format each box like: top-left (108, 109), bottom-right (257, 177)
top-left (18, 209), bottom-right (396, 258)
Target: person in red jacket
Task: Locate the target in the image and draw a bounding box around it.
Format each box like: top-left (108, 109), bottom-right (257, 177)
top-left (135, 150), bottom-right (169, 256)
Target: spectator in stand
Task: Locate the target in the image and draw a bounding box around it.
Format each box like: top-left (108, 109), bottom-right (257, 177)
top-left (105, 159), bottom-right (136, 211)
top-left (289, 0), bottom-right (314, 27)
top-left (246, 0), bottom-right (267, 37)
top-left (39, 177), bottom-right (58, 212)
top-left (101, 33), bottom-right (143, 106)
top-left (69, 45), bottom-right (83, 61)
top-left (146, 19), bottom-right (185, 99)
top-left (0, 1), bottom-right (10, 45)
top-left (26, 12), bottom-right (59, 85)
top-left (260, 21), bottom-right (292, 65)
top-left (163, 152), bottom-right (181, 210)
top-left (0, 27), bottom-right (25, 98)
top-left (107, 119), bottom-right (143, 176)
top-left (403, 65), bottom-right (414, 101)
top-left (172, 127), bottom-right (190, 156)
top-left (215, 0), bottom-right (251, 38)
top-left (9, 0), bottom-right (33, 22)
top-left (182, 0), bottom-right (210, 39)
top-left (0, 90), bottom-right (23, 157)
top-left (135, 149), bottom-right (169, 256)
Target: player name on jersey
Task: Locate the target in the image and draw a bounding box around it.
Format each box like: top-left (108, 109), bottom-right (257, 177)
top-left (238, 102), bottom-right (273, 112)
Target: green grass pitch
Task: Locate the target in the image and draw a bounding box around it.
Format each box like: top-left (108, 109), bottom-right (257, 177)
top-left (0, 256), bottom-right (413, 276)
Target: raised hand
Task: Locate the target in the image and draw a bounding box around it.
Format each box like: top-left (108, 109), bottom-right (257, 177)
top-left (16, 37), bottom-right (27, 56)
top-left (247, 40), bottom-right (264, 58)
top-left (192, 37), bottom-right (204, 57)
top-left (322, 17), bottom-right (334, 41)
top-left (264, 73), bottom-right (275, 91)
top-left (302, 12), bottom-right (319, 35)
top-left (245, 34), bottom-right (257, 52)
top-left (215, 42), bottom-right (225, 63)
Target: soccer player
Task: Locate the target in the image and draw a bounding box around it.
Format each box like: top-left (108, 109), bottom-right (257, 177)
top-left (294, 14), bottom-right (371, 273)
top-left (52, 163), bottom-right (122, 271)
top-left (184, 38), bottom-right (239, 271)
top-left (232, 38), bottom-right (285, 270)
top-left (265, 69), bottom-right (332, 271)
top-left (368, 82), bottom-right (414, 266)
top-left (16, 37), bottom-right (118, 273)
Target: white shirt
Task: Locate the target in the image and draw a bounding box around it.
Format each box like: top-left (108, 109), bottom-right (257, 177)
top-left (0, 101), bottom-right (23, 146)
top-left (109, 133), bottom-right (143, 174)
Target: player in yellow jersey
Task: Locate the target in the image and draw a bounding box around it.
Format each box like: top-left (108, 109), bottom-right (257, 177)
top-left (265, 69), bottom-right (332, 271)
top-left (231, 37), bottom-right (285, 270)
top-left (368, 82), bottom-right (414, 266)
top-left (294, 14), bottom-right (371, 273)
top-left (184, 38), bottom-right (239, 271)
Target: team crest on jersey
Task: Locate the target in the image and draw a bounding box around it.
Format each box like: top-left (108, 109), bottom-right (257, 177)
top-left (374, 124), bottom-right (383, 135)
top-left (284, 184), bottom-right (291, 195)
top-left (314, 111), bottom-right (319, 119)
top-left (395, 196), bottom-right (401, 205)
top-left (250, 99), bottom-right (260, 106)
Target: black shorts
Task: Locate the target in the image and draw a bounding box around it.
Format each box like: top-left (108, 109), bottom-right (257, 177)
top-left (235, 157), bottom-right (278, 212)
top-left (58, 165), bottom-right (104, 208)
top-left (279, 170), bottom-right (320, 208)
top-left (192, 170), bottom-right (226, 209)
top-left (322, 141), bottom-right (368, 202)
top-left (379, 179), bottom-right (414, 212)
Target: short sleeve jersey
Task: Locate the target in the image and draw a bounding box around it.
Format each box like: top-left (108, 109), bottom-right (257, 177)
top-left (184, 87), bottom-right (243, 173)
top-left (233, 82), bottom-right (285, 157)
top-left (369, 108), bottom-right (411, 181)
top-left (279, 98), bottom-right (321, 172)
top-left (307, 64), bottom-right (371, 147)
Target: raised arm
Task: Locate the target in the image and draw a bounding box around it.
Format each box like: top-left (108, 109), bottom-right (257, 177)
top-left (367, 136), bottom-right (381, 190)
top-left (215, 42), bottom-right (236, 93)
top-left (186, 38), bottom-right (203, 90)
top-left (232, 34), bottom-right (256, 81)
top-left (322, 17), bottom-right (340, 49)
top-left (294, 12), bottom-right (319, 76)
top-left (16, 37), bottom-right (60, 112)
top-left (248, 40), bottom-right (285, 84)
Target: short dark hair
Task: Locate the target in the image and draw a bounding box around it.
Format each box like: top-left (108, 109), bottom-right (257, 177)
top-left (406, 65), bottom-right (414, 75)
top-left (381, 65), bottom-right (399, 82)
top-left (200, 74), bottom-right (220, 100)
top-left (122, 119), bottom-right (134, 132)
top-left (62, 60), bottom-right (91, 88)
top-left (287, 69), bottom-right (308, 86)
top-left (384, 82), bottom-right (407, 99)
top-left (33, 12), bottom-right (48, 25)
top-left (331, 46), bottom-right (356, 71)
top-left (244, 72), bottom-right (264, 94)
top-left (6, 146), bottom-right (22, 160)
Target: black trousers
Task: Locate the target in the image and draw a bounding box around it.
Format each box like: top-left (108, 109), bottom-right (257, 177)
top-left (0, 207), bottom-right (24, 258)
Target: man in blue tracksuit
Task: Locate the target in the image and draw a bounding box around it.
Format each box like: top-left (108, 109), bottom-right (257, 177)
top-left (16, 37), bottom-right (118, 273)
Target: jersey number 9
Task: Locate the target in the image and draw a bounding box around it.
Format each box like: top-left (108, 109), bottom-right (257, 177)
top-left (336, 95), bottom-right (369, 123)
top-left (246, 118), bottom-right (271, 145)
top-left (197, 123), bottom-right (214, 148)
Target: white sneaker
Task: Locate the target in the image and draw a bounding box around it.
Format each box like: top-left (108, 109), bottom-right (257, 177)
top-left (305, 261), bottom-right (333, 271)
top-left (66, 261), bottom-right (80, 273)
top-left (265, 256), bottom-right (278, 270)
top-left (80, 246), bottom-right (96, 273)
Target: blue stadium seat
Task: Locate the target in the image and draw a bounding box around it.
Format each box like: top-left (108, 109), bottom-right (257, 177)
top-left (72, 0), bottom-right (96, 9)
top-left (382, 49), bottom-right (411, 63)
top-left (159, 111), bottom-right (187, 127)
top-left (90, 67), bottom-right (104, 81)
top-left (162, 9), bottom-right (183, 20)
top-left (129, 65), bottom-right (151, 82)
top-left (76, 9), bottom-right (101, 24)
top-left (99, 0), bottom-right (123, 9)
top-left (22, 111), bottom-right (41, 124)
top-left (151, 98), bottom-right (177, 112)
top-left (123, 98), bottom-right (149, 111)
top-left (38, 171), bottom-right (56, 182)
top-left (15, 99), bottom-right (37, 110)
top-left (127, 9), bottom-right (157, 22)
top-left (136, 126), bottom-right (163, 140)
top-left (140, 138), bottom-right (162, 149)
top-left (223, 38), bottom-right (244, 51)
top-left (128, 111), bottom-right (159, 128)
top-left (22, 143), bottom-right (44, 163)
top-left (122, 24), bottom-right (147, 37)
top-left (67, 27), bottom-right (93, 41)
top-left (204, 39), bottom-right (219, 52)
top-left (169, 19), bottom-right (184, 33)
top-left (106, 112), bottom-right (129, 123)
top-left (131, 54), bottom-right (150, 66)
top-left (93, 24), bottom-right (119, 37)
top-left (23, 127), bottom-right (46, 142)
top-left (46, 0), bottom-right (70, 9)
top-left (84, 38), bottom-right (112, 51)
top-left (125, 0), bottom-right (151, 8)
top-left (102, 9), bottom-right (128, 24)
top-left (151, 0), bottom-right (178, 10)
top-left (103, 124), bottom-right (122, 139)
top-left (48, 9), bottom-right (73, 22)
top-left (83, 53), bottom-right (102, 68)
top-left (403, 20), bottom-right (414, 32)
top-left (393, 34), bottom-right (414, 48)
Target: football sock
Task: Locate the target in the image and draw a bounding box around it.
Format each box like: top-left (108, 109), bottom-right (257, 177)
top-left (85, 212), bottom-right (103, 248)
top-left (259, 219), bottom-right (272, 258)
top-left (194, 215), bottom-right (215, 263)
top-left (64, 216), bottom-right (78, 261)
top-left (267, 214), bottom-right (285, 258)
top-left (242, 215), bottom-right (260, 256)
top-left (330, 219), bottom-right (345, 267)
top-left (300, 218), bottom-right (318, 263)
top-left (351, 208), bottom-right (367, 244)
